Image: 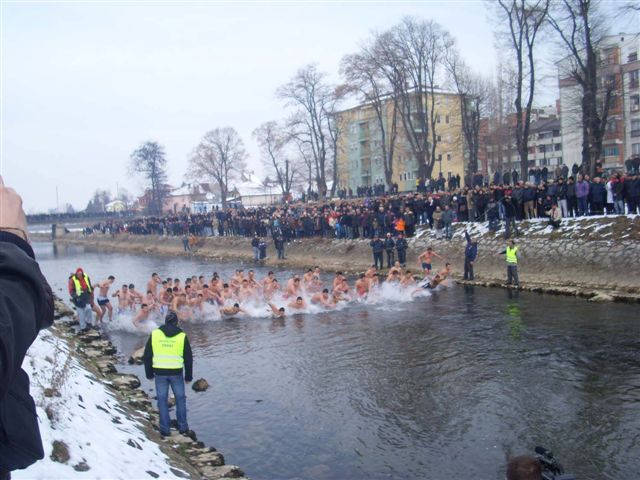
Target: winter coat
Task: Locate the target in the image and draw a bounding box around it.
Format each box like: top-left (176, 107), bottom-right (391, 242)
top-left (0, 234), bottom-right (54, 470)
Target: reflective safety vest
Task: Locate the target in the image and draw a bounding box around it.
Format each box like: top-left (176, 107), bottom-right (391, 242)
top-left (506, 246), bottom-right (518, 264)
top-left (71, 274), bottom-right (92, 296)
top-left (151, 329), bottom-right (186, 370)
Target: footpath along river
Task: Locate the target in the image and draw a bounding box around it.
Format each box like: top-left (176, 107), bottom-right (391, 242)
top-left (35, 241), bottom-right (640, 480)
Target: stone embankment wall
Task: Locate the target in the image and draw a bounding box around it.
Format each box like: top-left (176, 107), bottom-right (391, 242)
top-left (53, 215), bottom-right (640, 301)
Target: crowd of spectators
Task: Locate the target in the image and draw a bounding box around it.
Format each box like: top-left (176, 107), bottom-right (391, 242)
top-left (87, 168), bottom-right (640, 242)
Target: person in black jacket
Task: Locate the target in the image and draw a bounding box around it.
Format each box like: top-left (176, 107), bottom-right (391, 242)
top-left (503, 196), bottom-right (520, 239)
top-left (383, 233), bottom-right (395, 268)
top-left (463, 230), bottom-right (478, 280)
top-left (395, 233), bottom-right (408, 267)
top-left (370, 236), bottom-right (384, 270)
top-left (0, 176), bottom-right (54, 477)
top-left (143, 312), bottom-right (193, 437)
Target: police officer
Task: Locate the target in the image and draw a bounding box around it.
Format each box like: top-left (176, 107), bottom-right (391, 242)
top-left (143, 312), bottom-right (193, 437)
top-left (500, 240), bottom-right (520, 287)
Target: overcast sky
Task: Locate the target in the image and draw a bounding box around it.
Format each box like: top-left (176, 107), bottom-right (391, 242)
top-left (0, 1), bottom-right (629, 213)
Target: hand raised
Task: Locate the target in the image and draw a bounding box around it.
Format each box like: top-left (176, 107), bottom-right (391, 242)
top-left (0, 175), bottom-right (29, 241)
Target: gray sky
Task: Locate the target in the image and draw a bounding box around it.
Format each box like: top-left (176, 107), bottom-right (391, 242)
top-left (1, 1), bottom-right (566, 213)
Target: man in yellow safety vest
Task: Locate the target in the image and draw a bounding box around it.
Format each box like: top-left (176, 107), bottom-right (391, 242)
top-left (143, 312), bottom-right (193, 437)
top-left (500, 240), bottom-right (520, 287)
top-left (68, 267), bottom-right (94, 331)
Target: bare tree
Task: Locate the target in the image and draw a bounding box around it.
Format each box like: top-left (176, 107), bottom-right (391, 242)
top-left (488, 60), bottom-right (517, 179)
top-left (85, 189), bottom-right (112, 213)
top-left (252, 121), bottom-right (297, 197)
top-left (130, 141), bottom-right (169, 214)
top-left (277, 65), bottom-right (341, 199)
top-left (341, 41), bottom-right (400, 190)
top-left (446, 49), bottom-right (491, 179)
top-left (548, 0), bottom-right (614, 176)
top-left (188, 127), bottom-right (247, 208)
top-left (494, 0), bottom-right (550, 179)
top-left (287, 130), bottom-right (315, 198)
top-left (375, 17), bottom-right (454, 180)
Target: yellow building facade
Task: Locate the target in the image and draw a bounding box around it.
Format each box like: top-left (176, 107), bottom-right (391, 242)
top-left (336, 91), bottom-right (466, 193)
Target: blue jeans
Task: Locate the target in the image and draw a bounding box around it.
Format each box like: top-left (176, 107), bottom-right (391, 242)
top-left (155, 374), bottom-right (188, 435)
top-left (577, 197), bottom-right (588, 216)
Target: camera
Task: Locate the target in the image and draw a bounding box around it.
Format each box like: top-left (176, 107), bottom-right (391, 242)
top-left (535, 446), bottom-right (576, 480)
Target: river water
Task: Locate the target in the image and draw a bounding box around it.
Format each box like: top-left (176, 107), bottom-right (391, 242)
top-left (34, 242), bottom-right (640, 480)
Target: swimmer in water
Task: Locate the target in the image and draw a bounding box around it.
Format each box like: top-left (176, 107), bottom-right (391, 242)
top-left (146, 273), bottom-right (162, 299)
top-left (112, 284), bottom-right (130, 312)
top-left (128, 284), bottom-right (143, 310)
top-left (438, 262), bottom-right (452, 280)
top-left (401, 270), bottom-right (416, 287)
top-left (287, 296), bottom-right (307, 311)
top-left (311, 288), bottom-right (335, 308)
top-left (132, 303), bottom-right (152, 329)
top-left (94, 275), bottom-right (115, 324)
top-left (413, 274), bottom-right (443, 295)
top-left (285, 277), bottom-right (302, 298)
top-left (220, 303), bottom-right (246, 318)
top-left (268, 302), bottom-right (286, 319)
top-left (354, 273), bottom-right (369, 298)
top-left (417, 247), bottom-right (445, 277)
top-left (159, 287), bottom-right (173, 315)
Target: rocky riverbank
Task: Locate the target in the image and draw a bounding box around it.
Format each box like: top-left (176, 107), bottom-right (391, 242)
top-left (41, 297), bottom-right (249, 480)
top-left (52, 215), bottom-right (640, 302)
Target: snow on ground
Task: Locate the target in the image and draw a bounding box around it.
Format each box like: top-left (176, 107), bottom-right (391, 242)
top-left (14, 329), bottom-right (187, 480)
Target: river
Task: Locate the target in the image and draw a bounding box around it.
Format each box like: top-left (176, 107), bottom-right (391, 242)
top-left (34, 242), bottom-right (640, 480)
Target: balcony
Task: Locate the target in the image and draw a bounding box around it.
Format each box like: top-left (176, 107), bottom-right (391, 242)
top-left (631, 129), bottom-right (640, 138)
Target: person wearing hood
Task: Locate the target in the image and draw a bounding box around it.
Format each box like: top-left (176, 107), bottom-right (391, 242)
top-left (68, 267), bottom-right (94, 331)
top-left (143, 312), bottom-right (193, 437)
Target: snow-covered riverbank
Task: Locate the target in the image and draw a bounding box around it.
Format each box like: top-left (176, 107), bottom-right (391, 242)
top-left (15, 329), bottom-right (188, 479)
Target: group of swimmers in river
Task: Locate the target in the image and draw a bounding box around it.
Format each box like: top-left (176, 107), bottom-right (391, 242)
top-left (88, 260), bottom-right (452, 329)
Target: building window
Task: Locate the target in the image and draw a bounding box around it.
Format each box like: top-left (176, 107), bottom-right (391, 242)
top-left (438, 154), bottom-right (443, 162)
top-left (629, 52), bottom-right (638, 63)
top-left (447, 154), bottom-right (451, 161)
top-left (437, 135), bottom-right (442, 142)
top-left (603, 146), bottom-right (619, 157)
top-left (631, 95), bottom-right (640, 111)
top-left (436, 114), bottom-right (441, 123)
top-left (445, 115), bottom-right (450, 124)
top-left (630, 69), bottom-right (639, 88)
top-left (632, 143), bottom-right (640, 155)
top-left (606, 119), bottom-right (617, 132)
top-left (554, 143), bottom-right (562, 151)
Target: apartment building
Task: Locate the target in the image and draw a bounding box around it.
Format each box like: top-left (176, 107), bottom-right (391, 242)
top-left (335, 91), bottom-right (466, 193)
top-left (482, 106), bottom-right (561, 179)
top-left (558, 32), bottom-right (640, 171)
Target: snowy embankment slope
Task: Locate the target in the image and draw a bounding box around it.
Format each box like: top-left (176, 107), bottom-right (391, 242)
top-left (14, 329), bottom-right (188, 480)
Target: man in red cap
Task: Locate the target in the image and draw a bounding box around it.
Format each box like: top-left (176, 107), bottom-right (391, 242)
top-left (68, 267), bottom-right (94, 331)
